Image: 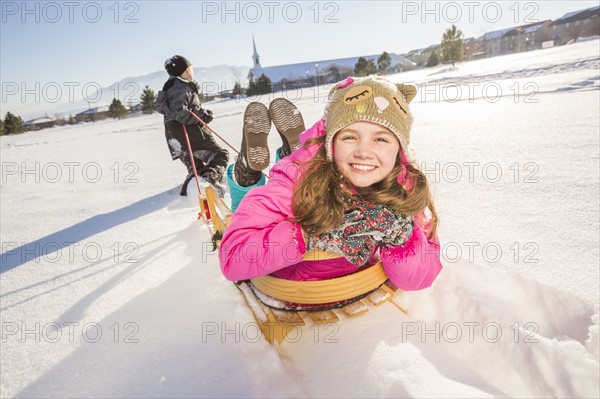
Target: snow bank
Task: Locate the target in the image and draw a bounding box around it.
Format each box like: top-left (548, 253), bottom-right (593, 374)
top-left (1, 39), bottom-right (599, 398)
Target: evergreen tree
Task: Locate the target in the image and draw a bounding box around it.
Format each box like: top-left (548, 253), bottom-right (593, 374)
top-left (109, 98), bottom-right (128, 119)
top-left (377, 51), bottom-right (392, 74)
top-left (246, 76), bottom-right (258, 97)
top-left (0, 119), bottom-right (5, 136)
top-left (256, 74), bottom-right (272, 95)
top-left (354, 57), bottom-right (378, 77)
top-left (426, 51), bottom-right (440, 67)
top-left (140, 86), bottom-right (157, 114)
top-left (441, 25), bottom-right (464, 66)
top-left (232, 82), bottom-right (244, 96)
top-left (3, 112), bottom-right (25, 134)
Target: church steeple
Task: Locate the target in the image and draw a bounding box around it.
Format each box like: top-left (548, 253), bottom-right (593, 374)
top-left (252, 36), bottom-right (261, 69)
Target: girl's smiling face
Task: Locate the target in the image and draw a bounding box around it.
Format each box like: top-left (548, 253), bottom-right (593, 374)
top-left (333, 121), bottom-right (400, 188)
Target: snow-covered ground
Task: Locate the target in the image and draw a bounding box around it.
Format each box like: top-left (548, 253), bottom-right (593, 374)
top-left (1, 39), bottom-right (599, 398)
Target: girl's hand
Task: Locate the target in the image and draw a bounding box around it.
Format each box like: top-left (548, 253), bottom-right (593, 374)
top-left (306, 209), bottom-right (378, 267)
top-left (351, 201), bottom-right (414, 247)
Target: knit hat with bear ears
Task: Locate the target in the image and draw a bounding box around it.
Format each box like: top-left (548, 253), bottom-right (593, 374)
top-left (324, 76), bottom-right (417, 163)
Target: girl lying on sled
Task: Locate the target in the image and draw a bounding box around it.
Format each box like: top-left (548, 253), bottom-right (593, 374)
top-left (218, 76), bottom-right (442, 292)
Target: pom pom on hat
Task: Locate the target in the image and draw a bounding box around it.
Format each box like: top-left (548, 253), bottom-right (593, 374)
top-left (324, 76), bottom-right (417, 163)
top-left (164, 55), bottom-right (192, 77)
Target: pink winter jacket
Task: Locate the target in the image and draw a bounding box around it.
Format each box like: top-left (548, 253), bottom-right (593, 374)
top-left (219, 119), bottom-right (443, 291)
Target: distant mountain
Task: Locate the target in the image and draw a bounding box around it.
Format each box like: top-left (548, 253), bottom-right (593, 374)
top-left (11, 64), bottom-right (251, 120)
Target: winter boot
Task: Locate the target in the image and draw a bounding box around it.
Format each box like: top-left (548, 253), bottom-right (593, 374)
top-left (197, 176), bottom-right (226, 199)
top-left (242, 102), bottom-right (271, 171)
top-left (180, 173), bottom-right (194, 196)
top-left (269, 98), bottom-right (305, 158)
top-left (234, 144), bottom-right (264, 187)
top-left (234, 102), bottom-right (271, 187)
top-left (195, 167), bottom-right (225, 198)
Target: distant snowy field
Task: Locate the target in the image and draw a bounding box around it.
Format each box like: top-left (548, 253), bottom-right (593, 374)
top-left (1, 39), bottom-right (598, 398)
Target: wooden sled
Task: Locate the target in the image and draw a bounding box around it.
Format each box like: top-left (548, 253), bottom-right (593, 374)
top-left (204, 187), bottom-right (406, 344)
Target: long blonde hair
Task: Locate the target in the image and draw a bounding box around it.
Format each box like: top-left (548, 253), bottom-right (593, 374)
top-left (292, 136), bottom-right (438, 239)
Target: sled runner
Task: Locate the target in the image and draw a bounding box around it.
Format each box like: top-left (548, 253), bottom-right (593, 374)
top-left (204, 186), bottom-right (407, 343)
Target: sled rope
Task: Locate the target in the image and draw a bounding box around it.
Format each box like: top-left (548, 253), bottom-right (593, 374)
top-left (186, 109), bottom-right (240, 155)
top-left (185, 109), bottom-right (270, 180)
top-left (182, 124), bottom-right (206, 220)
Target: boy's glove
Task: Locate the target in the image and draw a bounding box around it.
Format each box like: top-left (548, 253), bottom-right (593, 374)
top-left (193, 107), bottom-right (213, 124)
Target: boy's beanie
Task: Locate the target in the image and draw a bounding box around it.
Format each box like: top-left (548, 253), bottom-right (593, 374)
top-left (324, 76), bottom-right (417, 163)
top-left (164, 55), bottom-right (192, 77)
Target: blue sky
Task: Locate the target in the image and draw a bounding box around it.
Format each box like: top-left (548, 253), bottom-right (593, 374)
top-left (1, 0), bottom-right (598, 112)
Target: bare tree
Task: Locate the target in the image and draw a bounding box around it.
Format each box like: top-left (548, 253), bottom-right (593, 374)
top-left (229, 66), bottom-right (244, 92)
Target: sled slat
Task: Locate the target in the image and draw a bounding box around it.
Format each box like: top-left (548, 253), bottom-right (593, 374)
top-left (237, 282), bottom-right (305, 344)
top-left (367, 287), bottom-right (392, 306)
top-left (308, 309), bottom-right (339, 323)
top-left (341, 300), bottom-right (369, 317)
top-left (271, 309), bottom-right (305, 325)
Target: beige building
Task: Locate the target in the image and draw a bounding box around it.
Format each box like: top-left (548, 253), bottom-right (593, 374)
top-left (548, 6), bottom-right (600, 46)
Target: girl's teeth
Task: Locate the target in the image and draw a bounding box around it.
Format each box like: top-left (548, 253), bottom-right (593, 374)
top-left (352, 164), bottom-right (375, 171)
